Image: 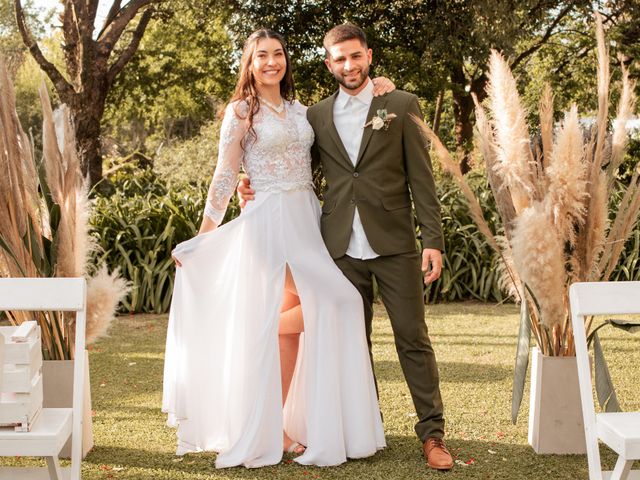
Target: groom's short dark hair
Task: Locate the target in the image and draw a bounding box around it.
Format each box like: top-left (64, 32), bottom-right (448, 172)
top-left (323, 24), bottom-right (368, 55)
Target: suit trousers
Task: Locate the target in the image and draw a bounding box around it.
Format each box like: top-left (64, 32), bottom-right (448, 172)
top-left (334, 251), bottom-right (445, 441)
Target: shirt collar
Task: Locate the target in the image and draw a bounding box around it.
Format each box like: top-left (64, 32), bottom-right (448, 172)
top-left (335, 77), bottom-right (373, 110)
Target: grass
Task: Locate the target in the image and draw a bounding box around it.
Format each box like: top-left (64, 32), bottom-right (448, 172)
top-left (2, 302), bottom-right (638, 479)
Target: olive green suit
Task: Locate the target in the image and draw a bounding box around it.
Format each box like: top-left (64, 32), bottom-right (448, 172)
top-left (307, 89), bottom-right (445, 441)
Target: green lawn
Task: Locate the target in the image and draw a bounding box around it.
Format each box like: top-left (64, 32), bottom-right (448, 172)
top-left (2, 302), bottom-right (638, 479)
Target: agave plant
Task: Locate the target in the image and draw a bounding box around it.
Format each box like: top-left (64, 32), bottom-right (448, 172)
top-left (0, 57), bottom-right (127, 360)
top-left (417, 13), bottom-right (640, 421)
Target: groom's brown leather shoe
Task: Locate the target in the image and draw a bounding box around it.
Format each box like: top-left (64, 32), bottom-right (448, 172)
top-left (423, 437), bottom-right (454, 470)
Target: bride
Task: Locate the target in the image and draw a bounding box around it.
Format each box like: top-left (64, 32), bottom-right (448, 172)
top-left (162, 29), bottom-right (387, 468)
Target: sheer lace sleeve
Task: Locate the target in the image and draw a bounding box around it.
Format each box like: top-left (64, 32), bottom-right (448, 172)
top-left (204, 102), bottom-right (247, 225)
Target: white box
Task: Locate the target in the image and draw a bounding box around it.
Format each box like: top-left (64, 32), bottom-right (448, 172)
top-left (0, 374), bottom-right (43, 426)
top-left (0, 324), bottom-right (40, 364)
top-left (0, 322), bottom-right (43, 431)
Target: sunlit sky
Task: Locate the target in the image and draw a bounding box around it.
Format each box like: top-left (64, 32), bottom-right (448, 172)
top-left (30, 0), bottom-right (112, 33)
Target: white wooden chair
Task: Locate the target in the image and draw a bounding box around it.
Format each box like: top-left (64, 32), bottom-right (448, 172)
top-left (0, 278), bottom-right (86, 480)
top-left (569, 281), bottom-right (640, 480)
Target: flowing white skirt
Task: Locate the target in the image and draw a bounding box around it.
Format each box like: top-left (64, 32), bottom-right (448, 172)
top-left (162, 188), bottom-right (386, 468)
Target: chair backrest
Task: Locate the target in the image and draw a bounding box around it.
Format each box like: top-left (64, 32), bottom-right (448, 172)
top-left (0, 278), bottom-right (85, 312)
top-left (570, 281), bottom-right (640, 317)
top-left (569, 281), bottom-right (640, 480)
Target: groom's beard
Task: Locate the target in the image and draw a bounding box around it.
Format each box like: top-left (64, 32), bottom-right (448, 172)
top-left (334, 64), bottom-right (369, 91)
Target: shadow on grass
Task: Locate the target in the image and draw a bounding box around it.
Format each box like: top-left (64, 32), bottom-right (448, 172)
top-left (374, 360), bottom-right (512, 383)
top-left (374, 331), bottom-right (519, 340)
top-left (81, 435), bottom-right (599, 480)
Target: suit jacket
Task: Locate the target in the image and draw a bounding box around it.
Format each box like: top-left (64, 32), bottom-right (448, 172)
top-left (307, 89), bottom-right (444, 259)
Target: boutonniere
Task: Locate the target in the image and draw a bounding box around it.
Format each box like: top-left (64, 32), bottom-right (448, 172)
top-left (364, 109), bottom-right (397, 131)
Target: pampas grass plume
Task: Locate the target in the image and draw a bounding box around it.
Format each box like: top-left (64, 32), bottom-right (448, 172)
top-left (511, 203), bottom-right (566, 328)
top-left (86, 265), bottom-right (130, 344)
top-left (486, 50), bottom-right (534, 214)
top-left (539, 84), bottom-right (555, 172)
top-left (608, 59), bottom-right (636, 186)
top-left (546, 105), bottom-right (588, 245)
top-left (586, 171), bottom-right (609, 280)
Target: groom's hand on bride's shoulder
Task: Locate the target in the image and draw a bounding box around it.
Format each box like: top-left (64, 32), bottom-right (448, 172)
top-left (237, 177), bottom-right (255, 209)
top-left (371, 77), bottom-right (396, 96)
top-left (421, 248), bottom-right (442, 285)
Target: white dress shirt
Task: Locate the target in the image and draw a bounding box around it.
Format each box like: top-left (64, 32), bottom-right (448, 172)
top-left (333, 78), bottom-right (379, 260)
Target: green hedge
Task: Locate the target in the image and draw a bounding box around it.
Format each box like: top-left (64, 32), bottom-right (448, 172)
top-left (90, 170), bottom-right (640, 313)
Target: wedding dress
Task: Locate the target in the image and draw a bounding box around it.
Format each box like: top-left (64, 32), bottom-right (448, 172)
top-left (162, 99), bottom-right (386, 468)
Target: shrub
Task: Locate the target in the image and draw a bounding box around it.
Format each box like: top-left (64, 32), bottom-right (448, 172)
top-left (91, 169), bottom-right (640, 313)
top-left (153, 119), bottom-right (220, 186)
top-left (425, 175), bottom-right (504, 303)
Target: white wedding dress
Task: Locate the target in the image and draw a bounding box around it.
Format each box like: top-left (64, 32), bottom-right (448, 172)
top-left (162, 99), bottom-right (386, 468)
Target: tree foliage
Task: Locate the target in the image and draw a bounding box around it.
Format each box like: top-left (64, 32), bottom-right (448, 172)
top-left (223, 0), bottom-right (594, 171)
top-left (103, 1), bottom-right (235, 152)
top-left (0, 0), bottom-right (45, 74)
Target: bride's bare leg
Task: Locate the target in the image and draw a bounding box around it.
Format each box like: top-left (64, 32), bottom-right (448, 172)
top-left (280, 265), bottom-right (305, 453)
top-left (279, 291), bottom-right (301, 402)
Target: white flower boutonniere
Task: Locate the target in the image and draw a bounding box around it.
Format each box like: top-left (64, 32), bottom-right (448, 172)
top-left (364, 109), bottom-right (397, 131)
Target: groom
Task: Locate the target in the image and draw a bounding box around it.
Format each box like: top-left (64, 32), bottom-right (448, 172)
top-left (241, 24), bottom-right (452, 470)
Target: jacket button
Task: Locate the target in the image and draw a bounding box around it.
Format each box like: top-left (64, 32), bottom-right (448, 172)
top-left (353, 172), bottom-right (359, 178)
top-left (350, 199), bottom-right (355, 205)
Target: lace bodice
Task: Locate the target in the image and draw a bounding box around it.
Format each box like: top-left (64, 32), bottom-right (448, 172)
top-left (204, 100), bottom-right (315, 225)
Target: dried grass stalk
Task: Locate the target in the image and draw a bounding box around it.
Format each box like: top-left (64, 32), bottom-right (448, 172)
top-left (600, 166), bottom-right (639, 272)
top-left (603, 175), bottom-right (640, 280)
top-left (73, 185), bottom-right (95, 278)
top-left (591, 12), bottom-right (610, 178)
top-left (39, 81), bottom-right (65, 203)
top-left (408, 13), bottom-right (637, 355)
top-left (417, 114), bottom-right (521, 301)
top-left (546, 105), bottom-right (588, 245)
top-left (486, 50), bottom-right (535, 214)
top-left (585, 171), bottom-right (609, 280)
top-left (495, 235), bottom-right (521, 300)
top-left (607, 58), bottom-right (636, 187)
top-left (539, 84), bottom-right (554, 172)
top-left (414, 116), bottom-right (501, 252)
top-left (473, 94), bottom-right (517, 235)
top-left (511, 203), bottom-right (566, 329)
top-left (0, 58), bottom-right (39, 281)
top-left (0, 57), bottom-right (127, 353)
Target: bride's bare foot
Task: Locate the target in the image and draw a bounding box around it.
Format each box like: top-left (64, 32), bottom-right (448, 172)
top-left (283, 433), bottom-right (306, 454)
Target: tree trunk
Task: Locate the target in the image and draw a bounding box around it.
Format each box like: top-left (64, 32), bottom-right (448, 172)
top-left (67, 80), bottom-right (109, 189)
top-left (452, 91), bottom-right (474, 174)
top-left (450, 64), bottom-right (487, 174)
top-left (74, 108), bottom-right (103, 188)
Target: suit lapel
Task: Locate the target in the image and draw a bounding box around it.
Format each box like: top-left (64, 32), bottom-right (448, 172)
top-left (355, 95), bottom-right (389, 167)
top-left (322, 91), bottom-right (352, 169)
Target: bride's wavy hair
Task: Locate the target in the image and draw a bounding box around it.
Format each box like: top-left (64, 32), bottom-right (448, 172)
top-left (229, 29), bottom-right (296, 148)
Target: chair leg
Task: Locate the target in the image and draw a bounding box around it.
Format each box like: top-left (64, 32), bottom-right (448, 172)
top-left (611, 456), bottom-right (633, 480)
top-left (45, 456), bottom-right (63, 480)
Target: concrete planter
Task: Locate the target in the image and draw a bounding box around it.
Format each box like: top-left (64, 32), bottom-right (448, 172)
top-left (528, 347), bottom-right (587, 454)
top-left (42, 349), bottom-right (94, 458)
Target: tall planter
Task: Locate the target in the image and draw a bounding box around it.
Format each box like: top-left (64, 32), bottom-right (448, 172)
top-left (528, 347), bottom-right (587, 454)
top-left (42, 349), bottom-right (94, 458)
